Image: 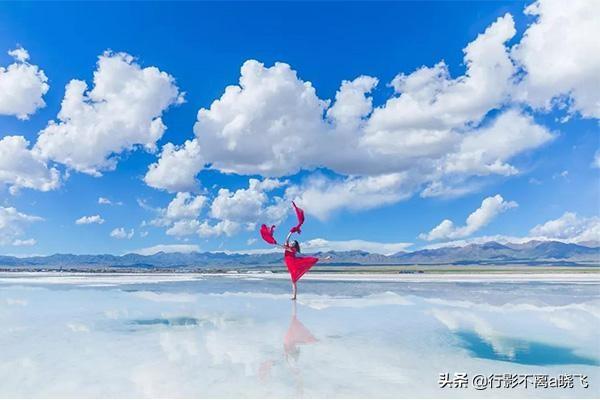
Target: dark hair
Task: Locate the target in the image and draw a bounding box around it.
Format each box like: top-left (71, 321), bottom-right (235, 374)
top-left (291, 240), bottom-right (301, 253)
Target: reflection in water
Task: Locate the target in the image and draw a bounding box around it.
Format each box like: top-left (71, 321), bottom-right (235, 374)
top-left (284, 302), bottom-right (318, 356)
top-left (258, 301), bottom-right (318, 396)
top-left (0, 276), bottom-right (599, 398)
top-left (456, 331), bottom-right (600, 366)
top-left (284, 301), bottom-right (318, 396)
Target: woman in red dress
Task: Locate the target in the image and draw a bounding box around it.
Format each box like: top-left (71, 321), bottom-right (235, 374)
top-left (283, 231), bottom-right (321, 300)
top-left (259, 203), bottom-right (330, 300)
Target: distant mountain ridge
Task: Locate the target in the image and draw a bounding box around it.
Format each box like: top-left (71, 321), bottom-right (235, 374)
top-left (0, 241), bottom-right (598, 270)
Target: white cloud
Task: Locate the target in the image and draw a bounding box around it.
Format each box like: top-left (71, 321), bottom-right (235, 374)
top-left (0, 135), bottom-right (60, 194)
top-left (364, 14), bottom-right (516, 154)
top-left (110, 227), bottom-right (134, 239)
top-left (144, 13), bottom-right (558, 220)
top-left (98, 197), bottom-right (122, 206)
top-left (302, 238), bottom-right (412, 255)
top-left (182, 14), bottom-right (517, 179)
top-left (441, 109), bottom-right (554, 177)
top-left (165, 219), bottom-right (202, 237)
top-left (165, 192), bottom-right (207, 221)
top-left (131, 244), bottom-right (201, 256)
top-left (197, 220), bottom-right (240, 238)
top-left (137, 198), bottom-right (161, 213)
top-left (286, 173), bottom-right (413, 220)
top-left (8, 47), bottom-right (29, 62)
top-left (512, 0), bottom-right (600, 119)
top-left (0, 47), bottom-right (49, 119)
top-left (135, 5), bottom-right (598, 225)
top-left (12, 238), bottom-right (36, 247)
top-left (210, 178), bottom-right (286, 223)
top-left (148, 192), bottom-right (208, 236)
top-left (192, 60), bottom-right (329, 177)
top-left (0, 206), bottom-right (43, 246)
top-left (35, 51), bottom-right (184, 175)
top-left (144, 139), bottom-right (204, 192)
top-left (75, 215), bottom-right (105, 225)
top-left (326, 76), bottom-right (378, 128)
top-left (422, 212), bottom-right (600, 249)
top-left (420, 181), bottom-right (476, 199)
top-left (530, 212), bottom-right (599, 243)
top-left (160, 179), bottom-right (287, 238)
top-left (419, 194), bottom-right (518, 241)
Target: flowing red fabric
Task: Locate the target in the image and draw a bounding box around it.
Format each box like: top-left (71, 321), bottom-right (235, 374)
top-left (259, 202), bottom-right (318, 282)
top-left (290, 202), bottom-right (305, 234)
top-left (260, 224), bottom-right (277, 245)
top-left (285, 248), bottom-right (318, 283)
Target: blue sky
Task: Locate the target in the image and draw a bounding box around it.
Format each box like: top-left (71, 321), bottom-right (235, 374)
top-left (0, 1), bottom-right (598, 256)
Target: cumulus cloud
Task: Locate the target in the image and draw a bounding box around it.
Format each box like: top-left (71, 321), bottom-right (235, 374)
top-left (364, 14), bottom-right (516, 154)
top-left (0, 46), bottom-right (49, 119)
top-left (419, 194), bottom-right (518, 241)
top-left (164, 219), bottom-right (202, 236)
top-left (110, 227), bottom-right (134, 239)
top-left (141, 62), bottom-right (363, 187)
top-left (75, 215), bottom-right (105, 225)
top-left (144, 13), bottom-right (560, 220)
top-left (166, 192), bottom-right (207, 220)
top-left (422, 212), bottom-right (600, 248)
top-left (161, 179), bottom-right (286, 238)
top-left (512, 0), bottom-right (600, 119)
top-left (0, 135), bottom-right (60, 194)
top-left (144, 139), bottom-right (204, 192)
top-left (148, 192), bottom-right (208, 230)
top-left (210, 178), bottom-right (286, 223)
top-left (326, 76), bottom-right (379, 128)
top-left (0, 206), bottom-right (43, 246)
top-left (147, 14), bottom-right (519, 182)
top-left (286, 173), bottom-right (413, 220)
top-left (529, 212), bottom-right (599, 243)
top-left (35, 51), bottom-right (184, 175)
top-left (441, 109), bottom-right (553, 177)
top-left (192, 60), bottom-right (329, 177)
top-left (197, 220), bottom-right (241, 238)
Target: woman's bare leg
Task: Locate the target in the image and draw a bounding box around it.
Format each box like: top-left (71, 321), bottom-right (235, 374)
top-left (291, 281), bottom-right (297, 300)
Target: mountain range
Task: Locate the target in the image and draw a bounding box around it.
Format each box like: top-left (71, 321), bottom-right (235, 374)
top-left (0, 240), bottom-right (598, 271)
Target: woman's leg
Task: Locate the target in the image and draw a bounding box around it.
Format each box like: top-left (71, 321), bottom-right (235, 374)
top-left (291, 281), bottom-right (297, 300)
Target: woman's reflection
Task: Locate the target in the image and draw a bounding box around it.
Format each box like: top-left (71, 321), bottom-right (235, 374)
top-left (258, 301), bottom-right (318, 396)
top-left (284, 301), bottom-right (317, 396)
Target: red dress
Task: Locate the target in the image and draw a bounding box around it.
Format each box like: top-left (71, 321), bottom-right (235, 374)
top-left (284, 247), bottom-right (319, 283)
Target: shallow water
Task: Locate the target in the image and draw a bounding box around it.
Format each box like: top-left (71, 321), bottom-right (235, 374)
top-left (0, 273), bottom-right (599, 398)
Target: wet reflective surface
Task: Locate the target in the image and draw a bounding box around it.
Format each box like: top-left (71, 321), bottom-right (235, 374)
top-left (0, 273), bottom-right (599, 398)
